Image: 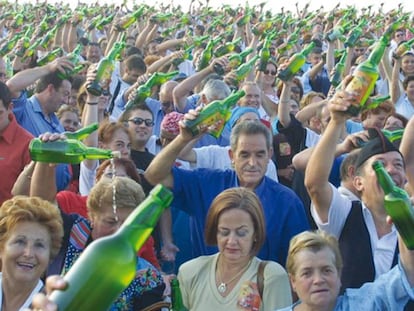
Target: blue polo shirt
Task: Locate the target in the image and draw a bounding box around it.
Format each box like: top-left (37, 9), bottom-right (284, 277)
top-left (171, 167), bottom-right (310, 266)
top-left (12, 91), bottom-right (71, 191)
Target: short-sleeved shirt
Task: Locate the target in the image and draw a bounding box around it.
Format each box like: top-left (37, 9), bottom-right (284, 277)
top-left (171, 167), bottom-right (309, 265)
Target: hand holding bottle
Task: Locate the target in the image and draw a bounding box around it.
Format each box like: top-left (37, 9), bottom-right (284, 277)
top-left (46, 56), bottom-right (75, 77)
top-left (30, 275), bottom-right (66, 311)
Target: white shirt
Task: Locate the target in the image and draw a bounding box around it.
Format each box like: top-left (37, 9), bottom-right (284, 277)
top-left (311, 183), bottom-right (397, 279)
top-left (395, 95), bottom-right (414, 120)
top-left (0, 273), bottom-right (43, 311)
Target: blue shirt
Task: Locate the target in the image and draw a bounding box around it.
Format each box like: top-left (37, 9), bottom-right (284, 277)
top-left (276, 260), bottom-right (414, 311)
top-left (12, 91), bottom-right (70, 191)
top-left (171, 167), bottom-right (310, 266)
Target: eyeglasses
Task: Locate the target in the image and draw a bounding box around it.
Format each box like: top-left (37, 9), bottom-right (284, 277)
top-left (128, 117), bottom-right (154, 127)
top-left (263, 69), bottom-right (277, 76)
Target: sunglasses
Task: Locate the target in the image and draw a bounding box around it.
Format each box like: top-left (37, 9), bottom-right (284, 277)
top-left (263, 69), bottom-right (277, 76)
top-left (128, 117), bottom-right (154, 127)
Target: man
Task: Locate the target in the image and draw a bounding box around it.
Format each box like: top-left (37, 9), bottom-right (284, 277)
top-left (6, 56), bottom-right (73, 191)
top-left (301, 46), bottom-right (331, 97)
top-left (144, 119), bottom-right (309, 266)
top-left (109, 54), bottom-right (147, 118)
top-left (305, 90), bottom-right (408, 292)
top-left (120, 103), bottom-right (155, 173)
top-left (0, 82), bottom-right (33, 204)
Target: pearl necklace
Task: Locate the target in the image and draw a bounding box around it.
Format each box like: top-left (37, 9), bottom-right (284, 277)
top-left (216, 256), bottom-right (252, 294)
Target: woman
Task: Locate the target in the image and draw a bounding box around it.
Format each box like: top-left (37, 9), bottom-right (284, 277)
top-left (31, 157), bottom-right (165, 310)
top-left (0, 196), bottom-right (63, 311)
top-left (177, 187), bottom-right (292, 311)
top-left (276, 230), bottom-right (414, 311)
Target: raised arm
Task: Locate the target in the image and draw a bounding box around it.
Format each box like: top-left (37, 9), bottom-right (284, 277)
top-left (6, 56), bottom-right (73, 98)
top-left (305, 89), bottom-right (357, 222)
top-left (400, 116), bottom-right (414, 195)
top-left (144, 110), bottom-right (205, 188)
top-left (173, 57), bottom-right (228, 112)
top-left (390, 58), bottom-right (403, 105)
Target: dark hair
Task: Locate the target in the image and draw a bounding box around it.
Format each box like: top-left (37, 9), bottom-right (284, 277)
top-left (0, 82), bottom-right (12, 109)
top-left (403, 74), bottom-right (414, 90)
top-left (125, 46), bottom-right (143, 57)
top-left (36, 72), bottom-right (72, 93)
top-left (120, 103), bottom-right (154, 123)
top-left (96, 158), bottom-right (142, 184)
top-left (125, 54), bottom-right (147, 73)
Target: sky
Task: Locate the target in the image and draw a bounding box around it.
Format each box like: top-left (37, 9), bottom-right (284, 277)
top-left (20, 0), bottom-right (414, 13)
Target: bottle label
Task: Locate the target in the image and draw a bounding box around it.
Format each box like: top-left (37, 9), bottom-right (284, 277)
top-left (188, 111), bottom-right (227, 138)
top-left (345, 69), bottom-right (377, 108)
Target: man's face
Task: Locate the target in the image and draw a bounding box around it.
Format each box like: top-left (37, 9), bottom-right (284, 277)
top-left (0, 100), bottom-right (11, 132)
top-left (127, 109), bottom-right (154, 147)
top-left (229, 133), bottom-right (272, 189)
top-left (357, 151), bottom-right (406, 208)
top-left (87, 45), bottom-right (102, 63)
top-left (239, 85), bottom-right (261, 109)
top-left (123, 68), bottom-right (142, 85)
top-left (310, 52), bottom-right (322, 66)
top-left (50, 80), bottom-right (71, 113)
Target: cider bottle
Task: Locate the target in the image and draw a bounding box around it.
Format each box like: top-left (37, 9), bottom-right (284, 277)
top-left (87, 36), bottom-right (126, 96)
top-left (344, 37), bottom-right (387, 116)
top-left (373, 161), bottom-right (414, 250)
top-left (331, 49), bottom-right (348, 88)
top-left (184, 89), bottom-right (246, 137)
top-left (29, 138), bottom-right (116, 164)
top-left (170, 278), bottom-right (189, 311)
top-left (277, 41), bottom-right (315, 82)
top-left (49, 184), bottom-right (173, 310)
top-left (37, 47), bottom-right (63, 66)
top-left (63, 123), bottom-right (99, 141)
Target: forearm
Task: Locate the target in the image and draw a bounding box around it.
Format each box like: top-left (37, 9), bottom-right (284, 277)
top-left (278, 82), bottom-right (292, 127)
top-left (400, 117), bottom-right (414, 192)
top-left (11, 161), bottom-right (35, 197)
top-left (30, 162), bottom-right (57, 203)
top-left (390, 61), bottom-right (402, 104)
top-left (6, 65), bottom-right (53, 97)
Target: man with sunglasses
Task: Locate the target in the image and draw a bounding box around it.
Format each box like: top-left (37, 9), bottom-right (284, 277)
top-left (120, 103), bottom-right (156, 173)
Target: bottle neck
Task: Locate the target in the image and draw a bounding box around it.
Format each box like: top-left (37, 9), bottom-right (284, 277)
top-left (116, 198), bottom-right (167, 252)
top-left (367, 40), bottom-right (386, 66)
top-left (373, 161), bottom-right (394, 195)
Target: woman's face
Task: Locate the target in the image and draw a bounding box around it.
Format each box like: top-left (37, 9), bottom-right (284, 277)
top-left (0, 221), bottom-right (51, 285)
top-left (290, 247), bottom-right (341, 311)
top-left (384, 115), bottom-right (404, 130)
top-left (402, 54), bottom-right (414, 75)
top-left (216, 208), bottom-right (255, 264)
top-left (90, 206), bottom-right (132, 240)
top-left (102, 128), bottom-right (131, 159)
top-left (262, 63), bottom-right (277, 86)
top-left (59, 111), bottom-right (80, 132)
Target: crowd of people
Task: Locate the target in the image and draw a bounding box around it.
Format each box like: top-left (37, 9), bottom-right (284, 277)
top-left (2, 0), bottom-right (414, 310)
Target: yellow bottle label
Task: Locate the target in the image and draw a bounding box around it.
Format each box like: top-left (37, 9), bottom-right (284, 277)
top-left (345, 69), bottom-right (377, 107)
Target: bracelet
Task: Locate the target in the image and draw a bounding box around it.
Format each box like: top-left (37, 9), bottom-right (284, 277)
top-left (86, 102), bottom-right (98, 105)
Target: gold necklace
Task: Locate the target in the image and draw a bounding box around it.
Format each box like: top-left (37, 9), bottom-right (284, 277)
top-left (216, 256), bottom-right (252, 294)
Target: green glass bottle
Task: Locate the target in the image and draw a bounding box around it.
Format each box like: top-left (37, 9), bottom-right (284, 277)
top-left (196, 40), bottom-right (214, 71)
top-left (170, 278), bottom-right (188, 311)
top-left (125, 71), bottom-right (179, 109)
top-left (383, 16), bottom-right (406, 43)
top-left (214, 47), bottom-right (255, 75)
top-left (277, 39), bottom-right (297, 56)
top-left (87, 38), bottom-right (126, 96)
top-left (214, 37), bottom-right (242, 58)
top-left (382, 128), bottom-right (404, 143)
top-left (331, 49), bottom-right (348, 88)
top-left (22, 37), bottom-right (42, 60)
top-left (39, 25), bottom-right (59, 49)
top-left (325, 21), bottom-right (352, 42)
top-left (373, 161), bottom-right (414, 250)
top-left (57, 44), bottom-right (83, 79)
top-left (37, 47), bottom-right (63, 66)
top-left (86, 14), bottom-right (103, 31)
top-left (64, 123), bottom-right (99, 141)
top-left (49, 184), bottom-right (173, 311)
top-left (29, 138), bottom-right (116, 164)
top-left (96, 13), bottom-right (115, 31)
top-left (14, 25), bottom-right (34, 57)
top-left (393, 37), bottom-right (414, 59)
top-left (193, 35), bottom-right (210, 47)
top-left (11, 13), bottom-right (24, 29)
top-left (365, 95), bottom-right (391, 110)
top-left (184, 89), bottom-right (246, 138)
top-left (345, 19), bottom-right (367, 48)
top-left (252, 20), bottom-right (272, 36)
top-left (236, 10), bottom-right (251, 27)
top-left (344, 37), bottom-right (387, 116)
top-left (117, 6), bottom-right (145, 31)
top-left (258, 37), bottom-right (271, 72)
top-left (172, 45), bottom-right (194, 67)
top-left (229, 55), bottom-right (260, 85)
top-left (277, 41), bottom-right (316, 82)
top-left (0, 33), bottom-right (21, 56)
